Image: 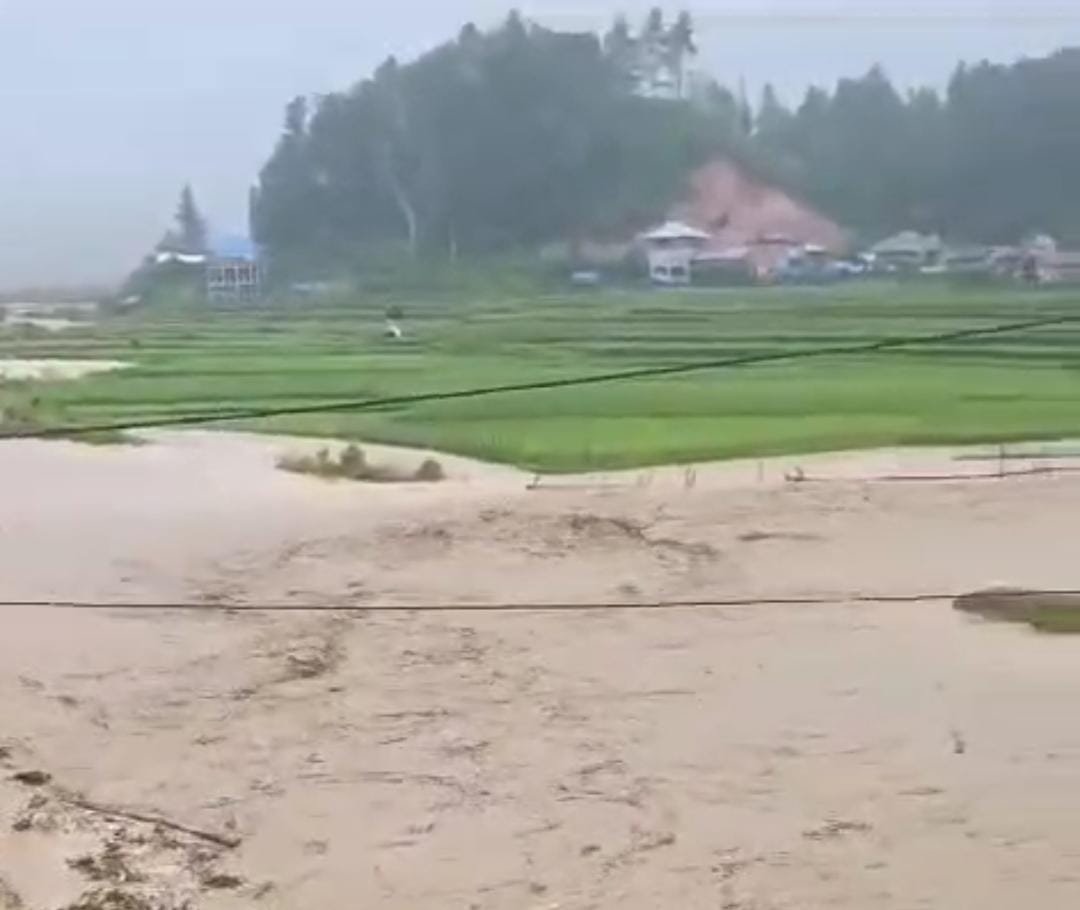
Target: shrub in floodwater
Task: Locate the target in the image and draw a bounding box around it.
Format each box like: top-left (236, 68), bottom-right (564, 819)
top-left (278, 445), bottom-right (445, 484)
top-left (415, 458), bottom-right (447, 482)
top-left (338, 443), bottom-right (368, 478)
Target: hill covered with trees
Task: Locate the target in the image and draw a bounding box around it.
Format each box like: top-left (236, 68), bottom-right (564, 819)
top-left (251, 9), bottom-right (1080, 278)
top-left (753, 49), bottom-right (1080, 246)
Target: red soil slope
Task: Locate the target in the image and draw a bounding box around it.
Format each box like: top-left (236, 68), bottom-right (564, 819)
top-left (672, 159), bottom-right (848, 254)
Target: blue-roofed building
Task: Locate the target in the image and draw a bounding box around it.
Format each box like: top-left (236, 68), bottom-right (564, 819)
top-left (206, 234), bottom-right (261, 302)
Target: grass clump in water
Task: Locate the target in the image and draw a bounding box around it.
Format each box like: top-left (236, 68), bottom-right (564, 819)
top-left (953, 588), bottom-right (1080, 634)
top-left (278, 443), bottom-right (445, 483)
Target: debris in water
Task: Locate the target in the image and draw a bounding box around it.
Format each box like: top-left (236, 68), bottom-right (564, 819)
top-left (199, 872), bottom-right (244, 891)
top-left (11, 770), bottom-right (51, 787)
top-left (67, 841), bottom-right (146, 885)
top-left (60, 889), bottom-right (156, 910)
top-left (952, 730), bottom-right (968, 755)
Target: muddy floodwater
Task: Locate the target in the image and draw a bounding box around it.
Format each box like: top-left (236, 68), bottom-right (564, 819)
top-left (2, 433), bottom-right (1079, 909)
top-left (0, 359), bottom-right (130, 381)
top-left (1, 301), bottom-right (98, 334)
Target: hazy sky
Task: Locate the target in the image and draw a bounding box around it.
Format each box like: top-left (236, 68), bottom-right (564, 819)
top-left (2, 0), bottom-right (1078, 288)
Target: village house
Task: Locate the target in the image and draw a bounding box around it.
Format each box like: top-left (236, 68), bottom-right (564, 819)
top-left (205, 236), bottom-right (261, 303)
top-left (550, 158), bottom-right (851, 286)
top-left (639, 221), bottom-right (711, 285)
top-left (668, 159), bottom-right (849, 281)
top-left (942, 245), bottom-right (995, 276)
top-left (1041, 251), bottom-right (1080, 284)
top-left (870, 231), bottom-right (944, 270)
top-left (151, 233), bottom-right (261, 302)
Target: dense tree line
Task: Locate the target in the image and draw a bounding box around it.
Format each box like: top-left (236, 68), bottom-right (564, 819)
top-left (751, 48), bottom-right (1080, 244)
top-left (251, 10), bottom-right (1080, 277)
top-left (251, 10), bottom-right (737, 276)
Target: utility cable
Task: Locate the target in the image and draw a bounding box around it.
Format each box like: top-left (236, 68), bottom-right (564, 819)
top-left (3, 588), bottom-right (1079, 613)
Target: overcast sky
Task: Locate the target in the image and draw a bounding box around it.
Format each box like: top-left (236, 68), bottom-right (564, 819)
top-left (1, 0), bottom-right (1078, 288)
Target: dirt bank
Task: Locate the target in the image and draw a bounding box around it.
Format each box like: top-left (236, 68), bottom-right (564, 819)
top-left (2, 433), bottom-right (1080, 908)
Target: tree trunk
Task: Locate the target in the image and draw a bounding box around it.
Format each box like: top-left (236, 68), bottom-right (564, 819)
top-left (389, 173), bottom-right (419, 257)
top-left (381, 143), bottom-right (419, 257)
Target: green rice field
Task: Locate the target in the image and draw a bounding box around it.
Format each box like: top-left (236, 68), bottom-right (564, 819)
top-left (4, 283), bottom-right (1080, 471)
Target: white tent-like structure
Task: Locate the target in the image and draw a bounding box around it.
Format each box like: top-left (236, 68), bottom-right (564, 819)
top-left (640, 221), bottom-right (711, 244)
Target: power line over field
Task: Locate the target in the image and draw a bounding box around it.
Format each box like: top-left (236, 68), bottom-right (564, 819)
top-left (3, 314), bottom-right (1073, 442)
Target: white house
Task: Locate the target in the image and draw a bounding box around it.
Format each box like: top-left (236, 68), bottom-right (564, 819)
top-left (870, 231), bottom-right (944, 270)
top-left (1041, 251), bottom-right (1080, 284)
top-left (640, 221), bottom-right (711, 285)
top-left (205, 236), bottom-right (260, 303)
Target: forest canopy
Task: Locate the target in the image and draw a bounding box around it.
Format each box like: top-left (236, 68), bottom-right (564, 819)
top-left (250, 9), bottom-right (1080, 276)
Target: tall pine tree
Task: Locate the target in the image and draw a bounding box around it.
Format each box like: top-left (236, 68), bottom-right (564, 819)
top-left (174, 184), bottom-right (208, 254)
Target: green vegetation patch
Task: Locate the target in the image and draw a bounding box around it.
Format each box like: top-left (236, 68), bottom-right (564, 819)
top-left (278, 443), bottom-right (445, 484)
top-left (0, 384), bottom-right (135, 446)
top-left (954, 589), bottom-right (1080, 634)
top-left (8, 285), bottom-right (1080, 471)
